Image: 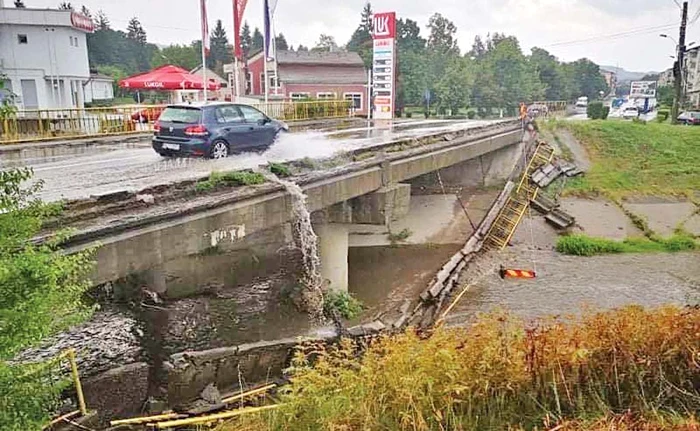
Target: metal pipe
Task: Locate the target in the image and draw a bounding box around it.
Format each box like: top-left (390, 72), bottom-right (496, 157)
top-left (155, 404), bottom-right (280, 429)
top-left (65, 349), bottom-right (87, 416)
top-left (221, 383), bottom-right (276, 404)
top-left (43, 410), bottom-right (81, 430)
top-left (110, 413), bottom-right (186, 426)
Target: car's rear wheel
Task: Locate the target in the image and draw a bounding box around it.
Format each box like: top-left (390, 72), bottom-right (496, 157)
top-left (209, 141), bottom-right (229, 159)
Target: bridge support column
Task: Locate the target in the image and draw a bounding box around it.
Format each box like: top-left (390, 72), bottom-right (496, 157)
top-left (316, 223), bottom-right (349, 293)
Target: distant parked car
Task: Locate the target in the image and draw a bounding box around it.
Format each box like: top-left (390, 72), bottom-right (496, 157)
top-left (622, 106), bottom-right (640, 120)
top-left (152, 102), bottom-right (288, 159)
top-left (678, 111), bottom-right (700, 125)
top-left (132, 106), bottom-right (166, 123)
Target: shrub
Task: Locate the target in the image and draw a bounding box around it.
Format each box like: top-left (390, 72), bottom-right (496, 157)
top-left (224, 306), bottom-right (700, 430)
top-left (467, 110), bottom-right (476, 119)
top-left (323, 292), bottom-right (364, 320)
top-left (586, 101), bottom-right (605, 120)
top-left (601, 106), bottom-right (610, 120)
top-left (268, 162), bottom-right (291, 178)
top-left (657, 109), bottom-right (670, 122)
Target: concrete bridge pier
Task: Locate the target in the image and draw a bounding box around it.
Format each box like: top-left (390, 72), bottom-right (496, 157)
top-left (316, 223), bottom-right (350, 293)
top-left (313, 183), bottom-right (412, 294)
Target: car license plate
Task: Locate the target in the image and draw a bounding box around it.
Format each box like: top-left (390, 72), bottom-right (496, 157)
top-left (162, 143), bottom-right (180, 150)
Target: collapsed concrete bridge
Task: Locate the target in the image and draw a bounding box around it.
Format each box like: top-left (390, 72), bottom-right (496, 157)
top-left (57, 120), bottom-right (525, 295)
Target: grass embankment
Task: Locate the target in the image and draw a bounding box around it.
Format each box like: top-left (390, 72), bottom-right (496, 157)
top-left (557, 234), bottom-right (698, 256)
top-left (550, 121), bottom-right (700, 198)
top-left (221, 306), bottom-right (700, 430)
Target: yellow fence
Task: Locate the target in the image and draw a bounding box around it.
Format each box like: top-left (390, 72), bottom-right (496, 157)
top-left (253, 100), bottom-right (352, 122)
top-left (530, 100), bottom-right (568, 116)
top-left (0, 100), bottom-right (353, 144)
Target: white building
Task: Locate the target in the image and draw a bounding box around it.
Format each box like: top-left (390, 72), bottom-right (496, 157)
top-left (685, 46), bottom-right (700, 108)
top-left (83, 72), bottom-right (115, 104)
top-left (0, 4), bottom-right (106, 110)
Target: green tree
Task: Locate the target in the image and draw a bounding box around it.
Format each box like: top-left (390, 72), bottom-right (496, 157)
top-left (252, 27), bottom-right (264, 53)
top-left (0, 168), bottom-right (94, 430)
top-left (95, 10), bottom-right (110, 30)
top-left (569, 58), bottom-right (608, 99)
top-left (58, 2), bottom-right (73, 10)
top-left (126, 17), bottom-right (147, 45)
top-left (427, 13), bottom-right (459, 56)
top-left (395, 18), bottom-right (427, 110)
top-left (151, 44), bottom-right (201, 70)
top-left (80, 5), bottom-right (91, 18)
top-left (240, 22), bottom-right (253, 58)
top-left (472, 34), bottom-right (544, 116)
top-left (469, 35), bottom-right (487, 59)
top-left (346, 2), bottom-right (373, 66)
top-left (297, 44), bottom-right (309, 52)
top-left (397, 18), bottom-right (425, 52)
top-left (435, 58), bottom-right (473, 114)
top-left (210, 20), bottom-right (232, 73)
top-left (275, 33), bottom-right (289, 51)
top-left (14, 0), bottom-right (26, 7)
top-left (529, 47), bottom-right (567, 101)
top-left (312, 34), bottom-right (338, 52)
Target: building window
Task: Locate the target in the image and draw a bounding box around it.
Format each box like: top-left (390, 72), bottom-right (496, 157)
top-left (316, 92), bottom-right (337, 100)
top-left (245, 72), bottom-right (252, 95)
top-left (18, 34), bottom-right (28, 44)
top-left (69, 36), bottom-right (74, 46)
top-left (74, 37), bottom-right (79, 47)
top-left (290, 92), bottom-right (310, 101)
top-left (343, 93), bottom-right (362, 110)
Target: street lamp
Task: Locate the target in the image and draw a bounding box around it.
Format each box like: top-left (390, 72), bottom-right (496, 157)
top-left (660, 34), bottom-right (679, 46)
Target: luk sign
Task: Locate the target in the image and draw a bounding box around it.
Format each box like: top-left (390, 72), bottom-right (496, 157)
top-left (372, 12), bottom-right (396, 120)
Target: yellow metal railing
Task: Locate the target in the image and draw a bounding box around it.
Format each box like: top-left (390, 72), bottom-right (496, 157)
top-left (0, 100), bottom-right (353, 144)
top-left (0, 105), bottom-right (161, 144)
top-left (531, 100), bottom-right (568, 116)
top-left (253, 100), bottom-right (353, 122)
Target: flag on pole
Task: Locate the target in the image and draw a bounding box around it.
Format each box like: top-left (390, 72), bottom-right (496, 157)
top-left (200, 0), bottom-right (210, 56)
top-left (263, 0), bottom-right (272, 61)
top-left (233, 0), bottom-right (248, 59)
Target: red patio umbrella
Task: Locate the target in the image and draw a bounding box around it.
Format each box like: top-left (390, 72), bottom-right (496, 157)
top-left (118, 65), bottom-right (221, 91)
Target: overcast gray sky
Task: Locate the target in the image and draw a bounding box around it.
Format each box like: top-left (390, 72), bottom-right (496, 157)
top-left (26, 0), bottom-right (700, 72)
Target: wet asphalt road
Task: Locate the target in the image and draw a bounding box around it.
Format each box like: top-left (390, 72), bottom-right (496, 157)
top-left (2, 119), bottom-right (500, 202)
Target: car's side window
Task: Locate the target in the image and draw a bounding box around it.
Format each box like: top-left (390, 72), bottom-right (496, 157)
top-left (238, 105), bottom-right (267, 123)
top-left (215, 106), bottom-right (244, 124)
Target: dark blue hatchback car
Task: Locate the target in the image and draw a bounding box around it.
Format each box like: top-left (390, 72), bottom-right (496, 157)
top-left (152, 103), bottom-right (288, 158)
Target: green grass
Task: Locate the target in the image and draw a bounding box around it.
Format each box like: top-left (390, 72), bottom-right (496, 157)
top-left (194, 170), bottom-right (266, 193)
top-left (556, 234), bottom-right (698, 256)
top-left (552, 121), bottom-right (700, 198)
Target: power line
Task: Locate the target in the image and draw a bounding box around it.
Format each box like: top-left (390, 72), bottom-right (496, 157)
top-left (544, 22), bottom-right (678, 48)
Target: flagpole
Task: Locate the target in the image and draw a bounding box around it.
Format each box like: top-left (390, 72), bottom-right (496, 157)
top-left (200, 0), bottom-right (208, 102)
top-left (262, 0), bottom-right (269, 104)
top-left (234, 57), bottom-right (240, 102)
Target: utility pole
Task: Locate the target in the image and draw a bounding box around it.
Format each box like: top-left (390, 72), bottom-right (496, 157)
top-left (672, 1), bottom-right (688, 124)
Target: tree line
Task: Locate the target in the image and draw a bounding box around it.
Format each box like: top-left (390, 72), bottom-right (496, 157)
top-left (54, 2), bottom-right (607, 114)
top-left (341, 3), bottom-right (609, 116)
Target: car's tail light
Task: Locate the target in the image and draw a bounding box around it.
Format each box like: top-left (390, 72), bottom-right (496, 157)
top-left (153, 120), bottom-right (161, 133)
top-left (185, 124), bottom-right (209, 136)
